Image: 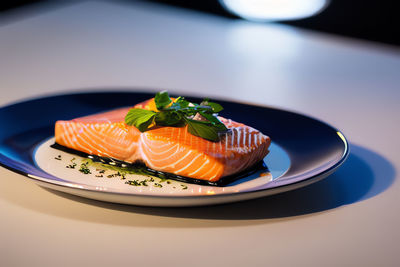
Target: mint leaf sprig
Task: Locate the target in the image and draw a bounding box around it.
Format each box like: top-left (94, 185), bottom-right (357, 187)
top-left (125, 91), bottom-right (228, 141)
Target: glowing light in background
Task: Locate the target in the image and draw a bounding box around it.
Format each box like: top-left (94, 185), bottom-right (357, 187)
top-left (224, 22), bottom-right (302, 104)
top-left (220, 0), bottom-right (329, 21)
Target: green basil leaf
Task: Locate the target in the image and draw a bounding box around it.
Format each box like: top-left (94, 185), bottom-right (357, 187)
top-left (125, 91), bottom-right (227, 141)
top-left (155, 111), bottom-right (184, 126)
top-left (206, 102), bottom-right (223, 113)
top-left (175, 97), bottom-right (190, 108)
top-left (155, 91), bottom-right (172, 110)
top-left (125, 108), bottom-right (156, 132)
top-left (185, 118), bottom-right (220, 142)
top-left (200, 99), bottom-right (223, 113)
top-left (199, 112), bottom-right (228, 131)
top-left (170, 97), bottom-right (190, 110)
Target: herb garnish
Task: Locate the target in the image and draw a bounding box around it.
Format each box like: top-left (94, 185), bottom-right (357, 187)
top-left (125, 91), bottom-right (227, 141)
top-left (181, 184), bottom-right (188, 190)
top-left (66, 157), bottom-right (77, 169)
top-left (125, 179), bottom-right (149, 186)
top-left (79, 161), bottom-right (91, 174)
top-left (58, 155), bottom-right (189, 190)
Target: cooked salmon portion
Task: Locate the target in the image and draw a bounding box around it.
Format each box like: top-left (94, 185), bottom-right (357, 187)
top-left (55, 99), bottom-right (271, 182)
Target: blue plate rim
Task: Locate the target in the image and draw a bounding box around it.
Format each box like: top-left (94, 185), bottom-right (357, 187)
top-left (0, 90), bottom-right (350, 200)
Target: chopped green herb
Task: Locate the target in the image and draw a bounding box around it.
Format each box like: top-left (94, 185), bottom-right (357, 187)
top-left (125, 180), bottom-right (141, 186)
top-left (125, 179), bottom-right (150, 186)
top-left (66, 158), bottom-right (77, 169)
top-left (79, 161), bottom-right (91, 174)
top-left (62, 154), bottom-right (195, 190)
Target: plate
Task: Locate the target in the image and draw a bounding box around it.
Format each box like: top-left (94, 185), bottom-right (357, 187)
top-left (0, 91), bottom-right (349, 207)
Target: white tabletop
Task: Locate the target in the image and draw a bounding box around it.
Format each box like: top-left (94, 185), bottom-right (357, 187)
top-left (1, 1), bottom-right (399, 266)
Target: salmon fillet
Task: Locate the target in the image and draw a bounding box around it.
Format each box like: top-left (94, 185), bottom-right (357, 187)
top-left (55, 99), bottom-right (271, 182)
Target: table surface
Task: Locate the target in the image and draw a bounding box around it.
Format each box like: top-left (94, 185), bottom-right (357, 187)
top-left (1, 1), bottom-right (399, 266)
